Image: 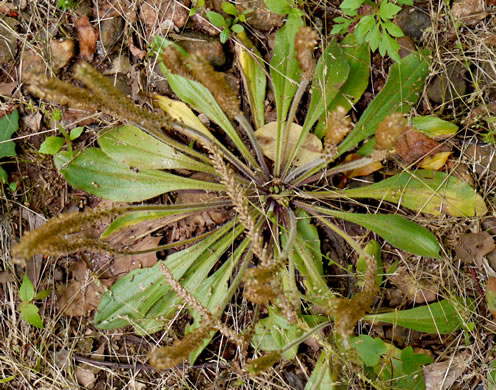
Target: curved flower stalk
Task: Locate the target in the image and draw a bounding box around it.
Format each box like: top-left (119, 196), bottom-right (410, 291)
top-left (14, 7), bottom-right (486, 386)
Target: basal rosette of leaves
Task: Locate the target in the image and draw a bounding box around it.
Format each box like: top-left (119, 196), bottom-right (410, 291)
top-left (13, 3), bottom-right (484, 387)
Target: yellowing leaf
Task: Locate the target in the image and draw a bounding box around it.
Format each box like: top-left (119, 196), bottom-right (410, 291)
top-left (255, 121), bottom-right (322, 166)
top-left (344, 153), bottom-right (383, 178)
top-left (154, 95), bottom-right (213, 140)
top-left (412, 116), bottom-right (458, 137)
top-left (420, 151), bottom-right (451, 170)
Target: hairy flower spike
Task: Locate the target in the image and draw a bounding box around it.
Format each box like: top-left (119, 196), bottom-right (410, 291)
top-left (324, 106), bottom-right (352, 159)
top-left (331, 252), bottom-right (378, 339)
top-left (247, 351), bottom-right (282, 375)
top-left (375, 112), bottom-right (406, 150)
top-left (148, 325), bottom-right (215, 370)
top-left (12, 208), bottom-right (122, 265)
top-left (206, 143), bottom-right (269, 265)
top-left (162, 45), bottom-right (194, 79)
top-left (186, 54), bottom-right (241, 119)
top-left (294, 27), bottom-right (318, 80)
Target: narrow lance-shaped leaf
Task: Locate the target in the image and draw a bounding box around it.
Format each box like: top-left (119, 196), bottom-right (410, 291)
top-left (314, 34), bottom-right (370, 138)
top-left (270, 11), bottom-right (303, 124)
top-left (95, 222), bottom-right (238, 330)
top-left (338, 51), bottom-right (430, 155)
top-left (132, 223), bottom-right (245, 335)
top-left (98, 124), bottom-right (215, 173)
top-left (237, 30), bottom-right (267, 129)
top-left (301, 203), bottom-right (440, 258)
top-left (187, 239), bottom-right (249, 364)
top-left (54, 149), bottom-right (224, 202)
top-left (336, 169), bottom-right (487, 217)
top-left (363, 298), bottom-right (473, 334)
top-left (285, 41), bottom-right (349, 169)
top-left (162, 69), bottom-right (258, 168)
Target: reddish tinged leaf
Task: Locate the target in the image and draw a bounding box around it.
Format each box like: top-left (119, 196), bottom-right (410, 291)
top-left (75, 16), bottom-right (98, 61)
top-left (395, 130), bottom-right (448, 165)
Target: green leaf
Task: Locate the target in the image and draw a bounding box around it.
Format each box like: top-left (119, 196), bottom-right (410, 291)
top-left (412, 116), bottom-right (458, 137)
top-left (384, 22), bottom-right (404, 38)
top-left (207, 11), bottom-right (226, 27)
top-left (339, 169), bottom-right (487, 217)
top-left (54, 149), bottom-right (224, 202)
top-left (231, 23), bottom-right (244, 33)
top-left (95, 222), bottom-right (241, 330)
top-left (222, 2), bottom-right (238, 15)
top-left (220, 28), bottom-right (230, 43)
top-left (338, 51), bottom-right (430, 154)
top-left (187, 239), bottom-right (248, 363)
top-left (264, 0), bottom-right (293, 15)
top-left (19, 274), bottom-right (35, 302)
top-left (356, 240), bottom-right (383, 287)
top-left (101, 205), bottom-right (217, 238)
top-left (20, 303), bottom-right (44, 328)
top-left (309, 205), bottom-right (440, 258)
top-left (286, 41), bottom-right (349, 169)
top-left (379, 1), bottom-right (401, 19)
top-left (0, 167), bottom-right (8, 184)
top-left (237, 31), bottom-right (267, 129)
top-left (304, 350), bottom-right (333, 390)
top-left (98, 124), bottom-right (214, 173)
top-left (355, 15), bottom-right (375, 43)
top-left (351, 335), bottom-right (387, 367)
top-left (400, 346), bottom-right (433, 374)
top-left (39, 136), bottom-right (65, 155)
top-left (340, 0), bottom-right (364, 10)
top-left (315, 34), bottom-right (370, 138)
top-left (364, 298), bottom-right (473, 334)
top-left (164, 71), bottom-right (258, 167)
top-left (384, 33), bottom-right (401, 62)
top-left (368, 24), bottom-right (381, 51)
top-left (270, 12), bottom-right (303, 124)
top-left (0, 109), bottom-right (19, 159)
top-left (69, 126), bottom-right (84, 140)
top-left (251, 307), bottom-right (303, 359)
top-left (34, 289), bottom-right (51, 300)
top-left (301, 40), bottom-right (350, 135)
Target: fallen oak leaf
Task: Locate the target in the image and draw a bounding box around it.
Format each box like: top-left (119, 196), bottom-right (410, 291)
top-left (455, 231), bottom-right (495, 268)
top-left (75, 16), bottom-right (98, 61)
top-left (395, 130), bottom-right (449, 165)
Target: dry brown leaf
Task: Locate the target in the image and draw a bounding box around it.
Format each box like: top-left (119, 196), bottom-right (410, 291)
top-left (76, 365), bottom-right (96, 388)
top-left (129, 38), bottom-right (146, 59)
top-left (23, 111), bottom-right (42, 132)
top-left (389, 266), bottom-right (438, 304)
top-left (0, 271), bottom-right (14, 284)
top-left (255, 121), bottom-right (322, 166)
top-left (452, 0), bottom-right (487, 25)
top-left (50, 39), bottom-right (75, 71)
top-left (395, 130), bottom-right (447, 165)
top-left (455, 231), bottom-right (495, 268)
top-left (75, 16), bottom-right (98, 61)
top-left (343, 153), bottom-right (383, 178)
top-left (0, 81), bottom-right (16, 96)
top-left (56, 279), bottom-right (105, 317)
top-left (423, 350), bottom-right (470, 390)
top-left (111, 235), bottom-right (161, 277)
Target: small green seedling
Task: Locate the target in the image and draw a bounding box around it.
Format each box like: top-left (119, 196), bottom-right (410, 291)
top-left (332, 0), bottom-right (412, 62)
top-left (19, 275), bottom-right (50, 329)
top-left (0, 109), bottom-right (19, 186)
top-left (57, 0), bottom-right (79, 11)
top-left (206, 3), bottom-right (252, 43)
top-left (39, 120), bottom-right (84, 158)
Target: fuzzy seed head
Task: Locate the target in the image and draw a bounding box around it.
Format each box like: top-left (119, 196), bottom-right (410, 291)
top-left (324, 106), bottom-right (352, 158)
top-left (247, 351), bottom-right (282, 375)
top-left (375, 112), bottom-right (406, 150)
top-left (295, 27), bottom-right (318, 80)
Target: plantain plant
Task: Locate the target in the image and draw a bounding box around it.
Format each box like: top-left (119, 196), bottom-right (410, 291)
top-left (13, 3), bottom-right (485, 388)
